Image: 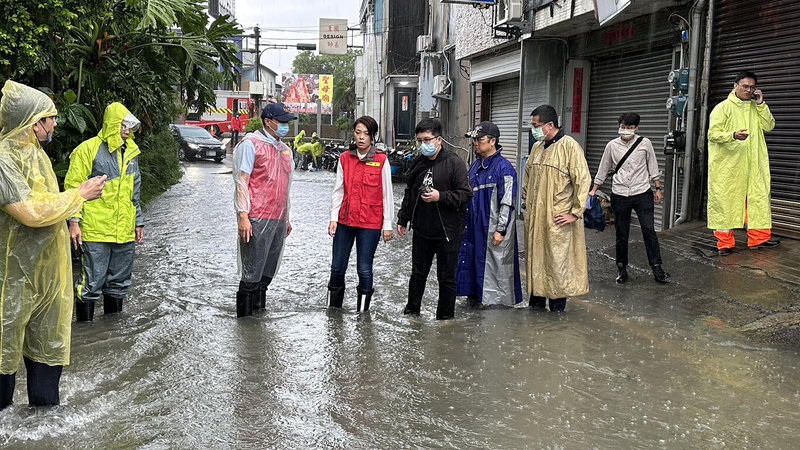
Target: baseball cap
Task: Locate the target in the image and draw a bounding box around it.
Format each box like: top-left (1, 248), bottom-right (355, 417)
top-left (261, 102), bottom-right (297, 123)
top-left (465, 121), bottom-right (500, 140)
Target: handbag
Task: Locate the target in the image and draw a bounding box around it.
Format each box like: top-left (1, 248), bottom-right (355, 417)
top-left (608, 137), bottom-right (644, 176)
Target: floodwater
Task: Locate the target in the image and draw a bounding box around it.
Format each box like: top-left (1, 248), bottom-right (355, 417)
top-left (1, 159), bottom-right (798, 449)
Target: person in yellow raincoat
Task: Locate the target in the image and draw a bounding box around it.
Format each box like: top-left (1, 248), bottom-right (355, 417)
top-left (297, 132), bottom-right (323, 171)
top-left (64, 103), bottom-right (144, 322)
top-left (0, 80), bottom-right (106, 409)
top-left (522, 105), bottom-right (591, 312)
top-left (707, 71), bottom-right (778, 256)
top-left (293, 128), bottom-right (305, 169)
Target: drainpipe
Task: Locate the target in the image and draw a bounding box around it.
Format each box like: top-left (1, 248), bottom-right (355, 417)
top-left (675, 0), bottom-right (708, 225)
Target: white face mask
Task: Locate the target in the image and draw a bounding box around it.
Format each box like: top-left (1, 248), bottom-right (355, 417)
top-left (618, 128), bottom-right (635, 140)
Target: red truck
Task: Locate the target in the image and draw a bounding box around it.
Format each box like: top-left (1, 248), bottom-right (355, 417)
top-left (184, 91), bottom-right (253, 137)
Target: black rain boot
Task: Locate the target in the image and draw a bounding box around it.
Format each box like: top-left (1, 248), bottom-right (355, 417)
top-left (616, 263), bottom-right (628, 284)
top-left (236, 290), bottom-right (254, 318)
top-left (529, 295), bottom-right (547, 310)
top-left (103, 295), bottom-right (123, 314)
top-left (327, 286), bottom-right (345, 309)
top-left (254, 289), bottom-right (267, 311)
top-left (75, 301), bottom-right (95, 322)
top-left (357, 288), bottom-right (374, 312)
top-left (23, 357), bottom-right (62, 407)
top-left (0, 372), bottom-right (15, 410)
top-left (549, 298), bottom-right (567, 312)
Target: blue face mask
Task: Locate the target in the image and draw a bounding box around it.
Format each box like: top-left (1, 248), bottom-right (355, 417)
top-left (276, 123), bottom-right (290, 137)
top-left (418, 142), bottom-right (437, 157)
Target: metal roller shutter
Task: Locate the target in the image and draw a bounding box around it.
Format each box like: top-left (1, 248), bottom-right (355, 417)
top-left (709, 0), bottom-right (800, 239)
top-left (585, 47), bottom-right (674, 230)
top-left (490, 78), bottom-right (521, 170)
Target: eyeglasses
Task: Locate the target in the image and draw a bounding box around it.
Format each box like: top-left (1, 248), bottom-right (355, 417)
top-left (471, 136), bottom-right (487, 143)
top-left (738, 84), bottom-right (757, 91)
top-left (415, 136), bottom-right (439, 145)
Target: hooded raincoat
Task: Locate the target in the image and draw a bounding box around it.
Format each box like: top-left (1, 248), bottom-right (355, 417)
top-left (0, 81), bottom-right (85, 373)
top-left (522, 133), bottom-right (591, 299)
top-left (64, 102), bottom-right (142, 242)
top-left (456, 148), bottom-right (522, 305)
top-left (707, 90), bottom-right (775, 230)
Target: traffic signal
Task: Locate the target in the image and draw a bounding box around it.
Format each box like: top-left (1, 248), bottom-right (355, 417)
top-left (296, 43), bottom-right (316, 51)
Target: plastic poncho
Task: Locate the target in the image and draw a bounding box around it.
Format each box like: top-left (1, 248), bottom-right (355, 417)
top-left (707, 90), bottom-right (775, 230)
top-left (64, 103), bottom-right (142, 243)
top-left (522, 134), bottom-right (591, 299)
top-left (0, 80), bottom-right (85, 373)
top-left (232, 129), bottom-right (294, 284)
top-left (456, 148), bottom-right (522, 305)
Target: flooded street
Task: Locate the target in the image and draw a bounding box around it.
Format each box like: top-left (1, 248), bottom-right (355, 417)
top-left (2, 160), bottom-right (799, 449)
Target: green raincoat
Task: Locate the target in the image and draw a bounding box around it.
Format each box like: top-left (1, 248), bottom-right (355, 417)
top-left (0, 80), bottom-right (85, 373)
top-left (707, 90), bottom-right (775, 230)
top-left (64, 103), bottom-right (142, 243)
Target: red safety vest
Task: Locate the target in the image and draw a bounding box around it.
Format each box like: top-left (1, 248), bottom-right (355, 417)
top-left (246, 135), bottom-right (293, 220)
top-left (338, 150), bottom-right (386, 229)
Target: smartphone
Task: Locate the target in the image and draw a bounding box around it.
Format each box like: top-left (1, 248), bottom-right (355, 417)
top-left (752, 91), bottom-right (761, 102)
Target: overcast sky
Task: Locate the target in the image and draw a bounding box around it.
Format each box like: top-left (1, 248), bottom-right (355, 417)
top-left (235, 0), bottom-right (365, 76)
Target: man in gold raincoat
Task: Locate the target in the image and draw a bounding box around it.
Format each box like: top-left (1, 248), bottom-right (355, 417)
top-left (0, 81), bottom-right (105, 409)
top-left (522, 105), bottom-right (591, 312)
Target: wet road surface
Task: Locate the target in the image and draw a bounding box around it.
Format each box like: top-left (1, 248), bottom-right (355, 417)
top-left (1, 158), bottom-right (799, 448)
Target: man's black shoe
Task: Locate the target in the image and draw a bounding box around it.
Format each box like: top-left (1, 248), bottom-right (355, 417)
top-left (528, 295), bottom-right (546, 310)
top-left (652, 264), bottom-right (670, 284)
top-left (718, 247), bottom-right (733, 256)
top-left (615, 263), bottom-right (628, 284)
top-left (749, 240), bottom-right (780, 250)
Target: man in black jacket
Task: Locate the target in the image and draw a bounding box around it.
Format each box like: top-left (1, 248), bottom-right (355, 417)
top-left (397, 118), bottom-right (472, 320)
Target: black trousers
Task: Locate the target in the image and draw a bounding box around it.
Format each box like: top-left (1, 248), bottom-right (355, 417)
top-left (407, 234), bottom-right (460, 320)
top-left (611, 190), bottom-right (662, 267)
top-left (231, 130), bottom-right (239, 146)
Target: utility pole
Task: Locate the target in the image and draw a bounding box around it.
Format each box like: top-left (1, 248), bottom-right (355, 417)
top-left (254, 25), bottom-right (260, 82)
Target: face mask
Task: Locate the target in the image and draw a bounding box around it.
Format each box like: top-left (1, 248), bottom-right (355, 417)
top-left (275, 123), bottom-right (290, 137)
top-left (532, 126), bottom-right (546, 141)
top-left (618, 128), bottom-right (635, 140)
top-left (418, 142), bottom-right (437, 157)
top-left (38, 131), bottom-right (53, 147)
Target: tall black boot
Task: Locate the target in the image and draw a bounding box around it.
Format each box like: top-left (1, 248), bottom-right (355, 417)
top-left (549, 298), bottom-right (567, 312)
top-left (0, 372), bottom-right (15, 410)
top-left (529, 295), bottom-right (547, 310)
top-left (23, 357), bottom-right (62, 407)
top-left (327, 285), bottom-right (345, 309)
top-left (103, 295), bottom-right (123, 314)
top-left (236, 290), bottom-right (254, 318)
top-left (357, 288), bottom-right (374, 312)
top-left (75, 301), bottom-right (95, 322)
top-left (254, 289), bottom-right (266, 311)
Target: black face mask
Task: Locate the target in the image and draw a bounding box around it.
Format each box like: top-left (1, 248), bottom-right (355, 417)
top-left (38, 131), bottom-right (53, 147)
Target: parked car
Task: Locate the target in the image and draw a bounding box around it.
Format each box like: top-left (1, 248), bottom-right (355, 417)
top-left (170, 124), bottom-right (227, 163)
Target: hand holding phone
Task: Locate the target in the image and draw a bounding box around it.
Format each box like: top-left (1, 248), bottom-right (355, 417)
top-left (752, 89), bottom-right (763, 104)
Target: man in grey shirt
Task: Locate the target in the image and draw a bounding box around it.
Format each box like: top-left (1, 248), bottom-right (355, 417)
top-left (590, 113), bottom-right (669, 284)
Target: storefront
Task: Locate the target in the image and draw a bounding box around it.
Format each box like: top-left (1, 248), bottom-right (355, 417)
top-left (708, 0), bottom-right (800, 238)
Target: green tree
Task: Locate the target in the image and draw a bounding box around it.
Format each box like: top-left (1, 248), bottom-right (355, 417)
top-left (291, 49), bottom-right (361, 122)
top-left (0, 0), bottom-right (243, 203)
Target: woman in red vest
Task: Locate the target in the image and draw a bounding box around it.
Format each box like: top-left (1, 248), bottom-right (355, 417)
top-left (327, 116), bottom-right (394, 311)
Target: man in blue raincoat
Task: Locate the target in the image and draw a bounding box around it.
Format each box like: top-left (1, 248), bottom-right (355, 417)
top-left (456, 121), bottom-right (522, 307)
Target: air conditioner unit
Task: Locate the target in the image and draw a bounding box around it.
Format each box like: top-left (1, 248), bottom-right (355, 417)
top-left (416, 35), bottom-right (433, 53)
top-left (433, 74), bottom-right (450, 97)
top-left (497, 0), bottom-right (523, 26)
